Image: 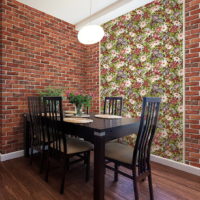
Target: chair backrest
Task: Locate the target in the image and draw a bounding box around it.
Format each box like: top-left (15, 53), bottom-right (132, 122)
top-left (132, 97), bottom-right (161, 175)
top-left (83, 106), bottom-right (89, 114)
top-left (28, 96), bottom-right (43, 147)
top-left (103, 97), bottom-right (123, 116)
top-left (43, 97), bottom-right (66, 155)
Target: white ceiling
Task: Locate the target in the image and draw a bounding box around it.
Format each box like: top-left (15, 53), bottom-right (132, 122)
top-left (17, 0), bottom-right (153, 29)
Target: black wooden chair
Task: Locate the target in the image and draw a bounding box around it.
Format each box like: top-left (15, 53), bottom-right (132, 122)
top-left (103, 97), bottom-right (123, 116)
top-left (103, 97), bottom-right (123, 144)
top-left (105, 97), bottom-right (161, 200)
top-left (43, 96), bottom-right (93, 194)
top-left (28, 96), bottom-right (46, 173)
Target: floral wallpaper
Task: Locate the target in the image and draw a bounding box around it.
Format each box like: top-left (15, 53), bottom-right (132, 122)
top-left (100, 0), bottom-right (183, 161)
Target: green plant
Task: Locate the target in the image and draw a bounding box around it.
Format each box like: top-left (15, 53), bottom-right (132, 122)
top-left (67, 93), bottom-right (92, 107)
top-left (39, 87), bottom-right (65, 97)
top-left (67, 92), bottom-right (92, 115)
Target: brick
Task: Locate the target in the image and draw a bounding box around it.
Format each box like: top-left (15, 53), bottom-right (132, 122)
top-left (190, 0), bottom-right (200, 7)
top-left (190, 96), bottom-right (200, 100)
top-left (186, 53), bottom-right (199, 58)
top-left (185, 157), bottom-right (199, 162)
top-left (185, 4), bottom-right (199, 12)
top-left (185, 72), bottom-right (199, 77)
top-left (190, 163), bottom-right (200, 168)
top-left (185, 91), bottom-right (199, 96)
top-left (190, 86), bottom-right (200, 90)
top-left (191, 105), bottom-right (200, 110)
top-left (190, 133), bottom-right (200, 139)
top-left (190, 8), bottom-right (200, 15)
top-left (190, 48), bottom-right (200, 53)
top-left (185, 81), bottom-right (199, 86)
top-left (186, 14), bottom-right (199, 21)
top-left (185, 143), bottom-right (200, 149)
top-left (189, 76), bottom-right (200, 81)
top-left (186, 110), bottom-right (199, 114)
top-left (185, 147), bottom-right (199, 153)
top-left (185, 128), bottom-right (199, 133)
top-left (190, 153), bottom-right (200, 159)
top-left (185, 42), bottom-right (199, 49)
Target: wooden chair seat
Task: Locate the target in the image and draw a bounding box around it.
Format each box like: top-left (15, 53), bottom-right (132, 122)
top-left (50, 138), bottom-right (93, 155)
top-left (105, 142), bottom-right (134, 164)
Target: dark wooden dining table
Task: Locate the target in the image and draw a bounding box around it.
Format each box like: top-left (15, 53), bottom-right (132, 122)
top-left (24, 114), bottom-right (140, 200)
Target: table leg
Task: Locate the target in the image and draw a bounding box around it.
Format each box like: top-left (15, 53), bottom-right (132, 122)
top-left (93, 131), bottom-right (105, 200)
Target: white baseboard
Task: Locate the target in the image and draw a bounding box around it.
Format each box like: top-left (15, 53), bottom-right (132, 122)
top-left (0, 150), bottom-right (24, 162)
top-left (151, 154), bottom-right (200, 176)
top-left (0, 150), bottom-right (199, 176)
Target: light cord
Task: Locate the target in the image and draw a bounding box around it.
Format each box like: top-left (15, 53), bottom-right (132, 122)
top-left (90, 0), bottom-right (92, 17)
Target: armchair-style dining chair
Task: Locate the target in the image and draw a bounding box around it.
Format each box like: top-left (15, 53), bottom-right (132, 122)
top-left (103, 97), bottom-right (123, 116)
top-left (43, 96), bottom-right (93, 194)
top-left (105, 97), bottom-right (161, 200)
top-left (28, 96), bottom-right (46, 173)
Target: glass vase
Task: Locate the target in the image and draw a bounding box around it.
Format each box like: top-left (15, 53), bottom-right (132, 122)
top-left (75, 103), bottom-right (82, 116)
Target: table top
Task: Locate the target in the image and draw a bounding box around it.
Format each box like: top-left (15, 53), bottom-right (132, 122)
top-left (63, 114), bottom-right (140, 132)
top-left (25, 113), bottom-right (140, 133)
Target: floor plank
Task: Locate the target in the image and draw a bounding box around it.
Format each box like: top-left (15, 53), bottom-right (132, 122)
top-left (0, 157), bottom-right (199, 200)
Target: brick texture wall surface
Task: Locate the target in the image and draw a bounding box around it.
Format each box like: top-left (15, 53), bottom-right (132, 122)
top-left (0, 0), bottom-right (3, 154)
top-left (85, 45), bottom-right (100, 113)
top-left (185, 0), bottom-right (200, 167)
top-left (0, 0), bottom-right (99, 154)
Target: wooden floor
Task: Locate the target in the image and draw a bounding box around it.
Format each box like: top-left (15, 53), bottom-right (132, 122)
top-left (0, 156), bottom-right (199, 200)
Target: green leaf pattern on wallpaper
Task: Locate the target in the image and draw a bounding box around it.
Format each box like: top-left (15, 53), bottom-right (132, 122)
top-left (100, 0), bottom-right (183, 161)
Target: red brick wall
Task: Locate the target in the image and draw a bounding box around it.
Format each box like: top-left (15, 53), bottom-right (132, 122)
top-left (84, 44), bottom-right (100, 113)
top-left (185, 0), bottom-right (200, 167)
top-left (0, 0), bottom-right (3, 154)
top-left (0, 0), bottom-right (99, 154)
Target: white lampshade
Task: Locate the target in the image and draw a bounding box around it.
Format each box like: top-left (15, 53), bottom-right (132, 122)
top-left (78, 25), bottom-right (104, 45)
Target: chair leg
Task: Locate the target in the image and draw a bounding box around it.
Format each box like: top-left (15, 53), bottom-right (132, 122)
top-left (133, 179), bottom-right (139, 200)
top-left (85, 151), bottom-right (90, 182)
top-left (60, 157), bottom-right (69, 194)
top-left (40, 150), bottom-right (45, 174)
top-left (114, 163), bottom-right (119, 182)
top-left (84, 152), bottom-right (87, 165)
top-left (45, 154), bottom-right (50, 182)
top-left (30, 146), bottom-right (34, 165)
top-left (132, 171), bottom-right (139, 200)
top-left (148, 172), bottom-right (154, 200)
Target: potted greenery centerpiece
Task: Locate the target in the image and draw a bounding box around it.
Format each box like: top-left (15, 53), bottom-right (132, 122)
top-left (67, 92), bottom-right (92, 116)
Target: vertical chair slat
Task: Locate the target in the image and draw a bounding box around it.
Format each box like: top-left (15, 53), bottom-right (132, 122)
top-left (104, 97), bottom-right (123, 116)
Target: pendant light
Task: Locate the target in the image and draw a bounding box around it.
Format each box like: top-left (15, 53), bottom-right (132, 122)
top-left (78, 0), bottom-right (105, 45)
